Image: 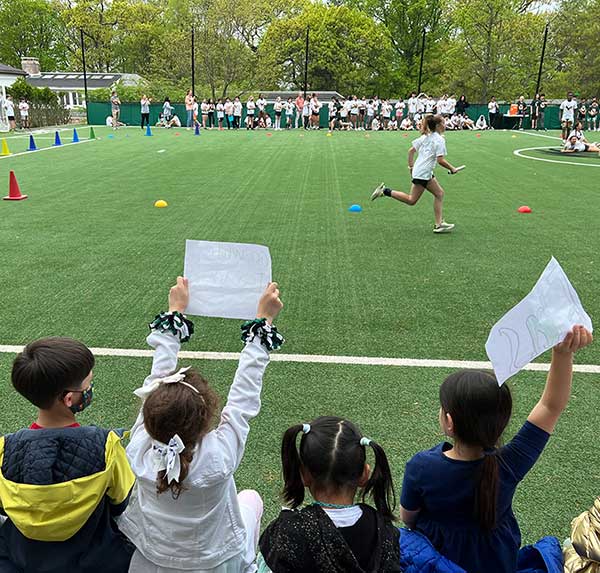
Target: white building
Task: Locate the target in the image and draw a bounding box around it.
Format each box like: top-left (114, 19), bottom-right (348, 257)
top-left (23, 57), bottom-right (142, 109)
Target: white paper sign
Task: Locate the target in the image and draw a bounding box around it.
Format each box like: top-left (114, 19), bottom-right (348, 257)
top-left (485, 257), bottom-right (593, 385)
top-left (184, 240), bottom-right (272, 319)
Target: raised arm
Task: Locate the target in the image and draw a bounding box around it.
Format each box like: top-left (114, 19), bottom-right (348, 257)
top-left (528, 325), bottom-right (593, 433)
top-left (213, 283), bottom-right (284, 473)
top-left (130, 277), bottom-right (193, 434)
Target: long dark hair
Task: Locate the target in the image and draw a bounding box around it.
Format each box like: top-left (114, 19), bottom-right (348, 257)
top-left (143, 369), bottom-right (219, 499)
top-left (440, 370), bottom-right (512, 531)
top-left (281, 416), bottom-right (396, 520)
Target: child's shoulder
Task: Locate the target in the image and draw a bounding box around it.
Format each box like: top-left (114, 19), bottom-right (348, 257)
top-left (406, 443), bottom-right (446, 468)
top-left (2, 426), bottom-right (114, 484)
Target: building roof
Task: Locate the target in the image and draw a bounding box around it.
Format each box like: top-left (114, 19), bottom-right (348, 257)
top-left (254, 90), bottom-right (344, 102)
top-left (26, 72), bottom-right (143, 90)
top-left (0, 63), bottom-right (27, 76)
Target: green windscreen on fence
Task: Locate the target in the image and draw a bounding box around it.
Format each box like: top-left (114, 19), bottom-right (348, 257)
top-left (88, 101), bottom-right (564, 130)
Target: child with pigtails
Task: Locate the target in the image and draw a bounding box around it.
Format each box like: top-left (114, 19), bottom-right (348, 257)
top-left (258, 416), bottom-right (401, 572)
top-left (118, 277), bottom-right (284, 573)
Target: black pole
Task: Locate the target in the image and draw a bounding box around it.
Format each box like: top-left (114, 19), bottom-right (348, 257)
top-left (80, 29), bottom-right (89, 125)
top-left (303, 27), bottom-right (309, 99)
top-left (535, 22), bottom-right (549, 96)
top-left (417, 27), bottom-right (426, 93)
top-left (191, 27), bottom-right (195, 96)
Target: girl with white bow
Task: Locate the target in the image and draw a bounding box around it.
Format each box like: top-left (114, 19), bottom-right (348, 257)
top-left (119, 277), bottom-right (284, 573)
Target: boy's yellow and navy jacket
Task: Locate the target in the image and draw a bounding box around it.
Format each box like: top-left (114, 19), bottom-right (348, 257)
top-left (0, 425), bottom-right (135, 573)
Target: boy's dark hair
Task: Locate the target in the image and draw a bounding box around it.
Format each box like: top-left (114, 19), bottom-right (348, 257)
top-left (440, 370), bottom-right (512, 531)
top-left (12, 337), bottom-right (95, 409)
top-left (143, 369), bottom-right (219, 499)
top-left (281, 416), bottom-right (396, 520)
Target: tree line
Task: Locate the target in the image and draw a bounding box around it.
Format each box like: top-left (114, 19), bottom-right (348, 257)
top-left (1, 0), bottom-right (597, 102)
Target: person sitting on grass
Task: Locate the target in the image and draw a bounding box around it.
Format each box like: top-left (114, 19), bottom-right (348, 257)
top-left (400, 117), bottom-right (413, 130)
top-left (475, 115), bottom-right (487, 129)
top-left (118, 278), bottom-right (284, 573)
top-left (258, 416), bottom-right (400, 572)
top-left (400, 326), bottom-right (593, 573)
top-left (156, 113), bottom-right (181, 129)
top-left (0, 338), bottom-right (136, 572)
top-left (564, 496), bottom-right (600, 571)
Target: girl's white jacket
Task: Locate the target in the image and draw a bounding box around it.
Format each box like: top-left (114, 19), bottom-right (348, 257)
top-left (118, 329), bottom-right (270, 571)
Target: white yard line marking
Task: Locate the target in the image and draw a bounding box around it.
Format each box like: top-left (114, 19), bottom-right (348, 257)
top-left (514, 146), bottom-right (600, 167)
top-left (0, 344), bottom-right (599, 373)
top-left (519, 131), bottom-right (563, 141)
top-left (0, 138), bottom-right (95, 160)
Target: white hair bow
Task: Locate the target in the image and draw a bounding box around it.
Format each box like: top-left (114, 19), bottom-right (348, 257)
top-left (152, 434), bottom-right (186, 484)
top-left (134, 366), bottom-right (199, 400)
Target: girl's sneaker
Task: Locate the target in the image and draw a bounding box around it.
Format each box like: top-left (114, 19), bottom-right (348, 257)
top-left (433, 221), bottom-right (455, 233)
top-left (371, 182), bottom-right (385, 200)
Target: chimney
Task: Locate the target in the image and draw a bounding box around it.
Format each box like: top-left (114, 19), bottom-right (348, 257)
top-left (21, 57), bottom-right (41, 77)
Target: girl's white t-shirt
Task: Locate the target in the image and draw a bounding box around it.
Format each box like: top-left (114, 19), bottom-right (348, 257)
top-left (411, 132), bottom-right (447, 180)
top-left (233, 101), bottom-right (242, 115)
top-left (246, 101), bottom-right (255, 114)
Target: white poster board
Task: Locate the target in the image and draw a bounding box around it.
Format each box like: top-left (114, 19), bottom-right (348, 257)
top-left (183, 240), bottom-right (272, 320)
top-left (485, 257), bottom-right (592, 385)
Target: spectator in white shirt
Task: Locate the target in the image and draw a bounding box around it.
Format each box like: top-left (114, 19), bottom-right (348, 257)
top-left (18, 98), bottom-right (30, 129)
top-left (407, 92), bottom-right (418, 121)
top-left (120, 279), bottom-right (284, 573)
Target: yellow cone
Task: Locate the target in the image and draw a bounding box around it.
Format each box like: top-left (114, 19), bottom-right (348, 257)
top-left (0, 139), bottom-right (11, 156)
top-left (154, 200), bottom-right (168, 208)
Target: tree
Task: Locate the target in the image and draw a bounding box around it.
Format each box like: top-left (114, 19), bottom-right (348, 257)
top-left (0, 0), bottom-right (69, 70)
top-left (544, 0), bottom-right (600, 97)
top-left (341, 0), bottom-right (447, 92)
top-left (257, 4), bottom-right (393, 95)
top-left (439, 0), bottom-right (548, 100)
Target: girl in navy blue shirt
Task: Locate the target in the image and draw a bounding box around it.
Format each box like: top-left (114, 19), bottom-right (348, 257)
top-left (400, 325), bottom-right (593, 573)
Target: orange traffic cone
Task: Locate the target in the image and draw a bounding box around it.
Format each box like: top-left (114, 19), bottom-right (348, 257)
top-left (3, 171), bottom-right (27, 201)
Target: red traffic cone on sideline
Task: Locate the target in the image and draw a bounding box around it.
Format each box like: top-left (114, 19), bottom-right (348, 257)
top-left (3, 171), bottom-right (28, 201)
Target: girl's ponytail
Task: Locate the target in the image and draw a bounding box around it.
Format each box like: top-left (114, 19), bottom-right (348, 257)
top-left (157, 448), bottom-right (193, 499)
top-left (361, 439), bottom-right (397, 521)
top-left (475, 452), bottom-right (499, 530)
top-left (281, 424), bottom-right (306, 508)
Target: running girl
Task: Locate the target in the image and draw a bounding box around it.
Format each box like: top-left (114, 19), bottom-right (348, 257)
top-left (259, 416), bottom-right (400, 572)
top-left (400, 326), bottom-right (592, 573)
top-left (371, 114), bottom-right (459, 234)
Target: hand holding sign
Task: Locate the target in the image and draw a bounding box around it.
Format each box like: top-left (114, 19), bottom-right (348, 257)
top-left (485, 257), bottom-right (593, 385)
top-left (183, 240), bottom-right (272, 320)
top-left (257, 282), bottom-right (283, 323)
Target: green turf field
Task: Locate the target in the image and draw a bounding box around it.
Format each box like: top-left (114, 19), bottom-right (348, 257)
top-left (1, 125), bottom-right (599, 543)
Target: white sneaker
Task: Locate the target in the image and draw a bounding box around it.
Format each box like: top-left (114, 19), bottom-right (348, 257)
top-left (433, 222), bottom-right (455, 233)
top-left (371, 182), bottom-right (385, 201)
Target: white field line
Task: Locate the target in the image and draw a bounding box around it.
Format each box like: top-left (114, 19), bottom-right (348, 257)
top-left (514, 146), bottom-right (600, 168)
top-left (519, 131), bottom-right (563, 141)
top-left (0, 344), bottom-right (599, 374)
top-left (0, 138), bottom-right (95, 160)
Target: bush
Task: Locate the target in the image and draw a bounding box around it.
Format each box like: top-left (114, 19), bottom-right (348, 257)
top-left (8, 78), bottom-right (70, 127)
